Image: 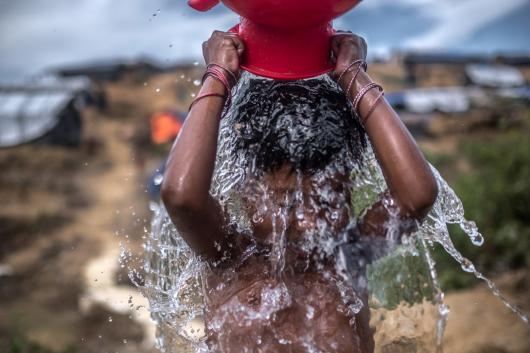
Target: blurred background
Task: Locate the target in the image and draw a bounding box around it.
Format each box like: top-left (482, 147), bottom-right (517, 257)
top-left (0, 1), bottom-right (529, 352)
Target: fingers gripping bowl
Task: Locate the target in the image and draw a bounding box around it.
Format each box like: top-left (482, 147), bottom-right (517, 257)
top-left (188, 0), bottom-right (363, 79)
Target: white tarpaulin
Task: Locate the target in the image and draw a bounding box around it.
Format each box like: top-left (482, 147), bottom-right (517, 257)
top-left (0, 90), bottom-right (75, 147)
top-left (0, 76), bottom-right (90, 147)
top-left (403, 87), bottom-right (470, 114)
top-left (466, 64), bottom-right (525, 88)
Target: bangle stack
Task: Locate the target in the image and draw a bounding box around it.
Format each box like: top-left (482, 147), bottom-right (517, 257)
top-left (336, 59), bottom-right (367, 85)
top-left (188, 63), bottom-right (239, 113)
top-left (336, 60), bottom-right (385, 125)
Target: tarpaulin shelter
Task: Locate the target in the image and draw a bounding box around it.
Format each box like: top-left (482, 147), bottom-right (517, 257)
top-left (150, 111), bottom-right (186, 144)
top-left (53, 57), bottom-right (179, 82)
top-left (402, 87), bottom-right (470, 114)
top-left (496, 86), bottom-right (530, 100)
top-left (465, 64), bottom-right (525, 88)
top-left (0, 76), bottom-right (92, 148)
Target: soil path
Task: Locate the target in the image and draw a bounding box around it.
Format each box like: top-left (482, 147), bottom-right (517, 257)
top-left (78, 113), bottom-right (156, 349)
top-left (444, 270), bottom-right (530, 353)
top-left (0, 107), bottom-right (156, 353)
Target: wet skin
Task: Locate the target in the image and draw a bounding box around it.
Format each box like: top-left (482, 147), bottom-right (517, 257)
top-left (201, 164), bottom-right (375, 352)
top-left (161, 31), bottom-right (439, 352)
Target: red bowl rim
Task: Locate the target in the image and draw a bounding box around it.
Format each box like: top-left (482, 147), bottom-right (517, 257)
top-left (229, 24), bottom-right (334, 80)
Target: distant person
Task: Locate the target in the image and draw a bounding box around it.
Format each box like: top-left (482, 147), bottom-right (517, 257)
top-left (160, 31), bottom-right (438, 353)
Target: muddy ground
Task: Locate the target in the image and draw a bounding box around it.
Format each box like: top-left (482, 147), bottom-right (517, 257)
top-left (0, 69), bottom-right (528, 353)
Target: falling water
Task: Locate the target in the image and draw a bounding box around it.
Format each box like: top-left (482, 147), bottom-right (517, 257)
top-left (136, 72), bottom-right (528, 353)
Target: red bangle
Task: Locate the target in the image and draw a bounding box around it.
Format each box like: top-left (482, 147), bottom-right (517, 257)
top-left (201, 66), bottom-right (232, 111)
top-left (188, 93), bottom-right (226, 111)
top-left (206, 63), bottom-right (238, 88)
top-left (203, 67), bottom-right (230, 91)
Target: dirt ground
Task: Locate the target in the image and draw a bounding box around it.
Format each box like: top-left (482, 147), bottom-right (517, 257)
top-left (0, 70), bottom-right (528, 353)
top-left (444, 271), bottom-right (530, 353)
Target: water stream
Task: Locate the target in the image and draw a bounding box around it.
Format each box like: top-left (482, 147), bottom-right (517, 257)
top-left (133, 72), bottom-right (528, 353)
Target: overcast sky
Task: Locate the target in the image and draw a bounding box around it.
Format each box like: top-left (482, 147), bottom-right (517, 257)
top-left (1, 0), bottom-right (529, 81)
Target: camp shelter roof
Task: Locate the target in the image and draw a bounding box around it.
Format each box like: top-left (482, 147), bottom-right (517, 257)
top-left (51, 57), bottom-right (177, 81)
top-left (403, 52), bottom-right (489, 65)
top-left (31, 75), bottom-right (92, 92)
top-left (0, 77), bottom-right (86, 147)
top-left (403, 87), bottom-right (470, 114)
top-left (496, 86), bottom-right (530, 100)
top-left (466, 64), bottom-right (525, 88)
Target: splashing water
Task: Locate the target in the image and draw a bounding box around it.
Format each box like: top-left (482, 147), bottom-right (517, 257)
top-left (135, 72), bottom-right (528, 353)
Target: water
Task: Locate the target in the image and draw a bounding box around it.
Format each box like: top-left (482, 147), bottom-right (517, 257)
top-left (135, 72), bottom-right (528, 353)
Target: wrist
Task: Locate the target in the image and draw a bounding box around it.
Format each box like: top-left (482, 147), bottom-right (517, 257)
top-left (351, 70), bottom-right (373, 95)
top-left (205, 63), bottom-right (239, 89)
top-left (336, 60), bottom-right (367, 91)
top-left (201, 76), bottom-right (227, 96)
top-left (341, 69), bottom-right (373, 95)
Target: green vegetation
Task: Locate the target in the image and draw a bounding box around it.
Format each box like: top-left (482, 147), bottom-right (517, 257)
top-left (367, 245), bottom-right (435, 309)
top-left (429, 116), bottom-right (530, 290)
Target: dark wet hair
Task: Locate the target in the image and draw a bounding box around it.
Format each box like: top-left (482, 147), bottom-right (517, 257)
top-left (227, 76), bottom-right (367, 173)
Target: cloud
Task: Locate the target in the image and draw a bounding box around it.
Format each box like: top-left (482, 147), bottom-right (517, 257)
top-left (0, 0), bottom-right (529, 80)
top-left (400, 0), bottom-right (529, 49)
top-left (0, 0), bottom-right (237, 80)
top-left (340, 0), bottom-right (530, 54)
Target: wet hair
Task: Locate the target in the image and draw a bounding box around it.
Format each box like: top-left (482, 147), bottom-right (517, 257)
top-left (226, 75), bottom-right (367, 174)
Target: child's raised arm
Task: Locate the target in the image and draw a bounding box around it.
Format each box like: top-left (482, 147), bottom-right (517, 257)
top-left (161, 31), bottom-right (244, 259)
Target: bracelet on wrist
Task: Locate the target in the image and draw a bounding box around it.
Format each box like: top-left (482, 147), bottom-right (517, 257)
top-left (345, 64), bottom-right (364, 96)
top-left (198, 63), bottom-right (239, 114)
top-left (362, 90), bottom-right (385, 125)
top-left (188, 92), bottom-right (226, 112)
top-left (205, 63), bottom-right (239, 89)
top-left (352, 82), bottom-right (382, 112)
top-left (336, 59), bottom-right (367, 86)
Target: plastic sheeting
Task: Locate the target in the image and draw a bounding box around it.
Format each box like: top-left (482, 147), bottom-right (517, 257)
top-left (403, 87), bottom-right (470, 114)
top-left (466, 64), bottom-right (525, 88)
top-left (0, 90), bottom-right (75, 147)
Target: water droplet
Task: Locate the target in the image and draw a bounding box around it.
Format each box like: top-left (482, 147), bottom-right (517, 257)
top-left (295, 209), bottom-right (304, 220)
top-left (193, 79), bottom-right (201, 86)
top-left (153, 174), bottom-right (164, 186)
top-left (108, 316), bottom-right (113, 322)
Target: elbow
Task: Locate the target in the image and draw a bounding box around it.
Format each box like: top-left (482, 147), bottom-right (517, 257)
top-left (160, 179), bottom-right (203, 215)
top-left (402, 178), bottom-right (439, 220)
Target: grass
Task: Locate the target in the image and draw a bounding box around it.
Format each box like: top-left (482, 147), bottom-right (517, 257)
top-left (429, 113), bottom-right (530, 290)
